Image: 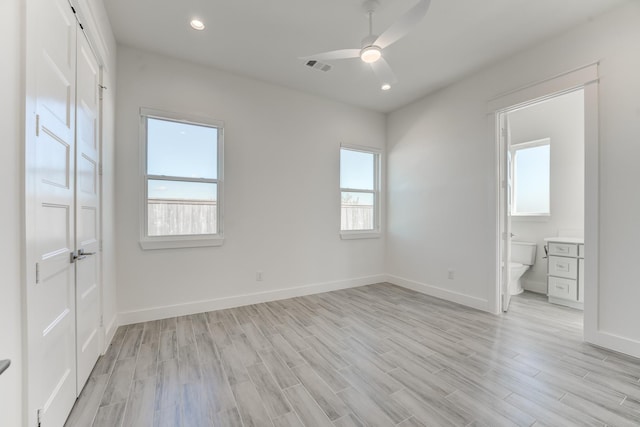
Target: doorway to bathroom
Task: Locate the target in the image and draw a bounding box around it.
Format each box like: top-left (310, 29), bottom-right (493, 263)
top-left (501, 89), bottom-right (585, 315)
top-left (491, 66), bottom-right (600, 331)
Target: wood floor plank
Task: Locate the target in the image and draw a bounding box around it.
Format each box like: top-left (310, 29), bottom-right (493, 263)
top-left (100, 357), bottom-right (136, 406)
top-left (64, 374), bottom-right (109, 427)
top-left (154, 359), bottom-right (181, 412)
top-left (66, 286), bottom-right (640, 427)
top-left (283, 384), bottom-right (334, 427)
top-left (158, 330), bottom-right (177, 362)
top-left (231, 380), bottom-right (274, 427)
top-left (246, 363), bottom-right (292, 419)
top-left (391, 388), bottom-right (473, 427)
top-left (292, 364), bottom-right (351, 421)
top-left (332, 413), bottom-right (365, 427)
top-left (269, 333), bottom-right (306, 368)
top-left (93, 402), bottom-right (126, 427)
top-left (119, 328), bottom-right (144, 360)
top-left (258, 348), bottom-right (300, 389)
top-left (336, 386), bottom-right (397, 427)
top-left (177, 343), bottom-right (201, 384)
top-left (181, 382), bottom-right (213, 427)
top-left (134, 342), bottom-right (159, 381)
top-left (273, 411), bottom-right (304, 427)
top-left (122, 377), bottom-right (156, 427)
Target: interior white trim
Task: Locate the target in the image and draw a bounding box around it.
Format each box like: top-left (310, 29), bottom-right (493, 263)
top-left (118, 275), bottom-right (386, 325)
top-left (103, 315), bottom-right (118, 353)
top-left (487, 63), bottom-right (598, 112)
top-left (590, 332), bottom-right (640, 360)
top-left (387, 274), bottom-right (490, 312)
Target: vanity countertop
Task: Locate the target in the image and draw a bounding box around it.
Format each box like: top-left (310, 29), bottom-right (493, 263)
top-left (544, 236), bottom-right (584, 244)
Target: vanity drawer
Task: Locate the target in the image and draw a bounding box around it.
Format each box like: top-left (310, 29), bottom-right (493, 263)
top-left (548, 256), bottom-right (578, 279)
top-left (578, 244), bottom-right (584, 258)
top-left (548, 276), bottom-right (578, 301)
top-left (548, 243), bottom-right (578, 257)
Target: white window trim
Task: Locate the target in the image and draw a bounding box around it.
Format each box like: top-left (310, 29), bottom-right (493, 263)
top-left (139, 108), bottom-right (224, 250)
top-left (510, 137), bottom-right (550, 217)
top-left (339, 143), bottom-right (382, 239)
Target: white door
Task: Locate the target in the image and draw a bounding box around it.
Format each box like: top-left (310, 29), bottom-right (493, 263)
top-left (500, 113), bottom-right (513, 312)
top-left (26, 0), bottom-right (78, 424)
top-left (75, 29), bottom-right (102, 392)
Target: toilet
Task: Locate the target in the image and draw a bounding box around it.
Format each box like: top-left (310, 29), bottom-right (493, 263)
top-left (510, 241), bottom-right (537, 295)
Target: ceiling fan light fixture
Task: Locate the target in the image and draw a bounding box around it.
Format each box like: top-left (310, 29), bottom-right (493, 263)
top-left (360, 46), bottom-right (381, 63)
top-left (381, 83), bottom-right (391, 91)
top-left (190, 19), bottom-right (205, 30)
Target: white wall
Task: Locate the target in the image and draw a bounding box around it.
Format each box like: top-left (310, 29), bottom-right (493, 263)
top-left (387, 2), bottom-right (640, 354)
top-left (0, 0), bottom-right (24, 425)
top-left (115, 46), bottom-right (386, 322)
top-left (509, 90), bottom-right (585, 293)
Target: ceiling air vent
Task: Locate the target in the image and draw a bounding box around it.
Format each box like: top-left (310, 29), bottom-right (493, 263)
top-left (305, 60), bottom-right (332, 72)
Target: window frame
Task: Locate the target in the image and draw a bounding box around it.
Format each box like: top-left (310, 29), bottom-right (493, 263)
top-left (139, 108), bottom-right (224, 250)
top-left (510, 137), bottom-right (551, 218)
top-left (339, 144), bottom-right (382, 239)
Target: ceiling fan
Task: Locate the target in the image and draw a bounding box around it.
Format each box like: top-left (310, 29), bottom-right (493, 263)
top-left (301, 0), bottom-right (432, 90)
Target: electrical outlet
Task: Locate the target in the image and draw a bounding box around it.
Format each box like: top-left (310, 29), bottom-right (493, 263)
top-left (448, 269), bottom-right (455, 280)
top-left (256, 271), bottom-right (263, 281)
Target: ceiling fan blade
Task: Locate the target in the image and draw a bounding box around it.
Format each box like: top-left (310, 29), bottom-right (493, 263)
top-left (370, 57), bottom-right (398, 85)
top-left (299, 49), bottom-right (361, 61)
top-left (374, 0), bottom-right (431, 50)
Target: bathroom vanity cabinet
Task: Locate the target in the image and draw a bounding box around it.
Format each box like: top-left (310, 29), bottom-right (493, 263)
top-left (545, 237), bottom-right (584, 310)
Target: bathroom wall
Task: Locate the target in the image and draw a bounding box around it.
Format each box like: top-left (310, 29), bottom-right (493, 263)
top-left (509, 90), bottom-right (585, 293)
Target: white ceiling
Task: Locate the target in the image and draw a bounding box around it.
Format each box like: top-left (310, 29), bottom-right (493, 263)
top-left (104, 0), bottom-right (625, 113)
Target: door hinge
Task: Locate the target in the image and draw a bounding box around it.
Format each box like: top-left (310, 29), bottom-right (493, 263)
top-left (98, 163), bottom-right (103, 176)
top-left (37, 408), bottom-right (42, 427)
top-left (35, 114), bottom-right (40, 137)
top-left (35, 263), bottom-right (40, 284)
top-left (99, 314), bottom-right (104, 328)
top-left (70, 5), bottom-right (76, 14)
top-left (99, 240), bottom-right (103, 252)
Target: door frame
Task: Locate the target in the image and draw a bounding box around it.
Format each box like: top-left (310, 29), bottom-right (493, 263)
top-left (488, 63), bottom-right (599, 338)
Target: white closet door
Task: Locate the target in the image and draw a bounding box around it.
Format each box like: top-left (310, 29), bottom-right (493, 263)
top-left (75, 29), bottom-right (102, 393)
top-left (27, 0), bottom-right (78, 424)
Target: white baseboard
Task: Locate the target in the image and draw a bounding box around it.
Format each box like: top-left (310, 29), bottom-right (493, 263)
top-left (118, 274), bottom-right (386, 325)
top-left (586, 330), bottom-right (640, 360)
top-left (103, 314), bottom-right (119, 353)
top-left (386, 274), bottom-right (490, 312)
top-left (523, 279), bottom-right (547, 294)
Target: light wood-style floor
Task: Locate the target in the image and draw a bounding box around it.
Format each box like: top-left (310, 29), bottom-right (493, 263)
top-left (65, 283), bottom-right (640, 427)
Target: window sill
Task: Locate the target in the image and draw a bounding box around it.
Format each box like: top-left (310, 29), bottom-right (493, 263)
top-left (340, 231), bottom-right (381, 240)
top-left (139, 236), bottom-right (224, 250)
top-left (511, 214), bottom-right (551, 223)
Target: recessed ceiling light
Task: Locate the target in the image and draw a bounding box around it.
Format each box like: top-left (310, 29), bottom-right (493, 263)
top-left (381, 83), bottom-right (391, 91)
top-left (190, 19), bottom-right (205, 30)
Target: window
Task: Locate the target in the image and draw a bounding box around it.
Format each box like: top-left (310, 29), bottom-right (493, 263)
top-left (140, 108), bottom-right (224, 249)
top-left (340, 145), bottom-right (381, 238)
top-left (511, 138), bottom-right (550, 216)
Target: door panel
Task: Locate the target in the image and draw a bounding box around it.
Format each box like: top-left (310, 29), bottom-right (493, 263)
top-left (75, 29), bottom-right (102, 392)
top-left (29, 0), bottom-right (78, 425)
